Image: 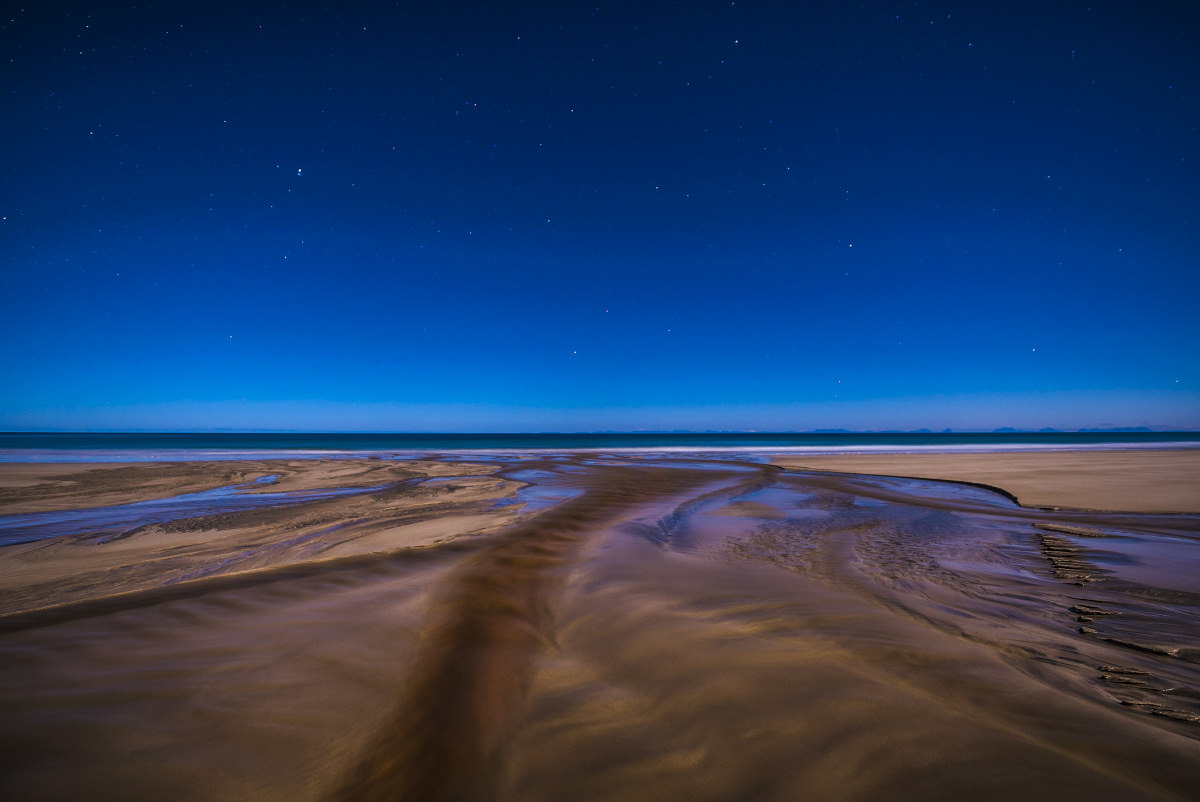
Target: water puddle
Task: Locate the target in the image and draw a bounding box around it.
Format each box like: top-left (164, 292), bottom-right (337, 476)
top-left (855, 474), bottom-right (1019, 507)
top-left (0, 476), bottom-right (388, 547)
top-left (496, 482), bottom-right (583, 513)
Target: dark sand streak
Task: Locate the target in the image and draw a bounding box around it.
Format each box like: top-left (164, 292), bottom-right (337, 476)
top-left (331, 467), bottom-right (727, 802)
top-left (0, 541), bottom-right (481, 635)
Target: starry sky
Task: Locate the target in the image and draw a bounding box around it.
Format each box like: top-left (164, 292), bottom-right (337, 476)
top-left (2, 1), bottom-right (1197, 432)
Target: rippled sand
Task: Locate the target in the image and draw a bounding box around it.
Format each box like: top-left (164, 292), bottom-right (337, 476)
top-left (1, 453), bottom-right (1198, 801)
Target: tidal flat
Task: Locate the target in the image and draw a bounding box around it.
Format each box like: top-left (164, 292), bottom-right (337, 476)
top-left (0, 451), bottom-right (1198, 801)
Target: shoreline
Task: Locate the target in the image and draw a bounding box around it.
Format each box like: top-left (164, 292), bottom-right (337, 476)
top-left (2, 431), bottom-right (1198, 465)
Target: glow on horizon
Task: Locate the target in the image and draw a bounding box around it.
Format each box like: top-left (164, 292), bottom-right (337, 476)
top-left (3, 391), bottom-right (1198, 434)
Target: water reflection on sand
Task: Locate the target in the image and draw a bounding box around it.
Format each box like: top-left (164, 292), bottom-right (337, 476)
top-left (0, 453), bottom-right (1198, 801)
top-left (0, 475), bottom-right (398, 547)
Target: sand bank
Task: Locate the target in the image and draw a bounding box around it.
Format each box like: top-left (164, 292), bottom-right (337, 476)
top-left (0, 458), bottom-right (523, 617)
top-left (769, 448), bottom-right (1200, 513)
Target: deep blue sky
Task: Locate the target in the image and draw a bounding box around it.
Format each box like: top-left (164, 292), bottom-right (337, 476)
top-left (2, 1), bottom-right (1197, 432)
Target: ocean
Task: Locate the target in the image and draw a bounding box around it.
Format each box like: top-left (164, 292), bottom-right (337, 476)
top-left (1, 431), bottom-right (1197, 461)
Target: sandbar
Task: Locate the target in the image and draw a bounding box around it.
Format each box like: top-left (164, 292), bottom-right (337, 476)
top-left (770, 448), bottom-right (1200, 513)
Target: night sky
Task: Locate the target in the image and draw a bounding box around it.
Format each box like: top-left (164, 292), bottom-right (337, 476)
top-left (3, 2), bottom-right (1197, 432)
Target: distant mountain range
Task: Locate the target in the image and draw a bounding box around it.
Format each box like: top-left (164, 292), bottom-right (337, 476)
top-left (802, 426), bottom-right (1187, 434)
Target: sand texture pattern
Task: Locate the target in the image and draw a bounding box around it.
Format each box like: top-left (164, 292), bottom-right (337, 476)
top-left (1, 452), bottom-right (1198, 801)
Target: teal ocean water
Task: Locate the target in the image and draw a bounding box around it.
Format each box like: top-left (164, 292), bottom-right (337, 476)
top-left (1, 431), bottom-right (1197, 461)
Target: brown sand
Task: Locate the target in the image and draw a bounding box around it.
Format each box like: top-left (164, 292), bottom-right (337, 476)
top-left (769, 448), bottom-right (1200, 513)
top-left (0, 458), bottom-right (522, 616)
top-left (0, 458), bottom-right (498, 515)
top-left (1, 453), bottom-right (1198, 801)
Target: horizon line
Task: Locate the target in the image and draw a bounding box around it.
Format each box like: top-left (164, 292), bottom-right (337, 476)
top-left (3, 429), bottom-right (1199, 436)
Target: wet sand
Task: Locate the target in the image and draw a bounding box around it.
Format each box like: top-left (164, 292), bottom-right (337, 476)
top-left (1, 452), bottom-right (1198, 800)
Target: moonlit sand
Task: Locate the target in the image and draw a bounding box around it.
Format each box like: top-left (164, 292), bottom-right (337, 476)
top-left (1, 450), bottom-right (1198, 801)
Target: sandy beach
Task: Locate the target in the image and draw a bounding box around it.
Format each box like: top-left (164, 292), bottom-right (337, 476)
top-left (1, 450), bottom-right (1198, 801)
